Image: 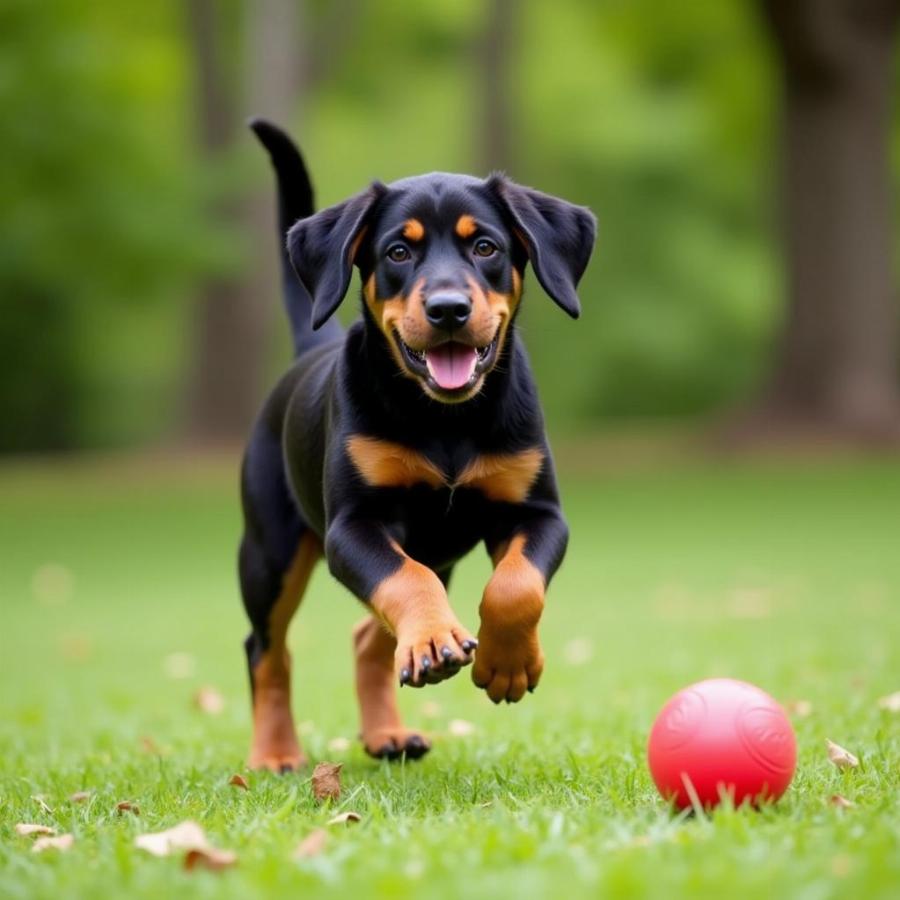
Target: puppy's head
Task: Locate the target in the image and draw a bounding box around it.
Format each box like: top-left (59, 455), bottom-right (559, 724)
top-left (288, 173), bottom-right (596, 403)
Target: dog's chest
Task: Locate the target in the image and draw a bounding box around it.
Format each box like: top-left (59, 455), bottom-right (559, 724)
top-left (346, 435), bottom-right (543, 504)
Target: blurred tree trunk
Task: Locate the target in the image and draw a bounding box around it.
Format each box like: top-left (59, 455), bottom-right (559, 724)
top-left (184, 0), bottom-right (298, 444)
top-left (755, 0), bottom-right (900, 440)
top-left (477, 0), bottom-right (516, 174)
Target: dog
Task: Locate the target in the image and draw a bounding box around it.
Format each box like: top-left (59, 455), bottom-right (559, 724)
top-left (240, 119), bottom-right (596, 770)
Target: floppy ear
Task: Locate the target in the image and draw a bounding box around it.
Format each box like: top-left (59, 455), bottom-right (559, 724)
top-left (488, 175), bottom-right (596, 318)
top-left (287, 182), bottom-right (386, 330)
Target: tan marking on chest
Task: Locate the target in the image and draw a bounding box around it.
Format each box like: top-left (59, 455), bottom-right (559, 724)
top-left (347, 436), bottom-right (445, 490)
top-left (347, 437), bottom-right (544, 502)
top-left (457, 448), bottom-right (544, 503)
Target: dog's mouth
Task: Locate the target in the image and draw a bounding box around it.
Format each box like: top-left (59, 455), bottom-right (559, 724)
top-left (396, 334), bottom-right (499, 398)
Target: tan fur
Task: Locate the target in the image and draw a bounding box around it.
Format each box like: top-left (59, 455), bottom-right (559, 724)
top-left (455, 214), bottom-right (477, 238)
top-left (402, 218), bottom-right (425, 241)
top-left (248, 532), bottom-right (322, 771)
top-left (370, 541), bottom-right (476, 684)
top-left (353, 615), bottom-right (430, 754)
top-left (347, 435), bottom-right (445, 490)
top-left (347, 435), bottom-right (543, 502)
top-left (457, 447), bottom-right (544, 503)
top-left (472, 533), bottom-right (546, 703)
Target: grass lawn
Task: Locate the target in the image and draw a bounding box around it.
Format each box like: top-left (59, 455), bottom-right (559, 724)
top-left (1, 450), bottom-right (899, 898)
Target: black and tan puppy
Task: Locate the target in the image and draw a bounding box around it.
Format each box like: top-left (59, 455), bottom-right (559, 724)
top-left (240, 120), bottom-right (596, 770)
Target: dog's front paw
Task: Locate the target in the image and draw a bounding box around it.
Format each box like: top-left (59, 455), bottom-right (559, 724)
top-left (472, 625), bottom-right (544, 703)
top-left (395, 620), bottom-right (477, 688)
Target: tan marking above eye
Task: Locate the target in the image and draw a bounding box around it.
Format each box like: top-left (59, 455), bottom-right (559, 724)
top-left (455, 215), bottom-right (477, 239)
top-left (347, 436), bottom-right (543, 502)
top-left (402, 219), bottom-right (425, 241)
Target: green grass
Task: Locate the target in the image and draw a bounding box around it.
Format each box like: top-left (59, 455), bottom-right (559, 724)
top-left (1, 452), bottom-right (899, 898)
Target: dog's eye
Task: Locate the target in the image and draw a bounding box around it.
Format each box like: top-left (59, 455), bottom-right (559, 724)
top-left (386, 244), bottom-right (411, 263)
top-left (473, 238), bottom-right (497, 258)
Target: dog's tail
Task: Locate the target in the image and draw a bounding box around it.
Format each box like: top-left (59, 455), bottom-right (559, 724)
top-left (249, 118), bottom-right (341, 355)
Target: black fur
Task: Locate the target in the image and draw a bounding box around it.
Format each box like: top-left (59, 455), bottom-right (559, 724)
top-left (239, 120), bottom-right (595, 678)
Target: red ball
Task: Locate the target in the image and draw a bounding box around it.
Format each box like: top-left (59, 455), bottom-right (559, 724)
top-left (647, 678), bottom-right (797, 810)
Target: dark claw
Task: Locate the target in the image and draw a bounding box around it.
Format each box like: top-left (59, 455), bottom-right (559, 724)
top-left (400, 668), bottom-right (411, 685)
top-left (279, 764), bottom-right (294, 774)
top-left (421, 656), bottom-right (431, 671)
top-left (527, 686), bottom-right (535, 694)
top-left (441, 646), bottom-right (453, 661)
top-left (462, 639), bottom-right (478, 652)
top-left (404, 734), bottom-right (430, 759)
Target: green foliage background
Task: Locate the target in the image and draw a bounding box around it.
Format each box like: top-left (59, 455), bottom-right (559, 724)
top-left (0, 0), bottom-right (808, 449)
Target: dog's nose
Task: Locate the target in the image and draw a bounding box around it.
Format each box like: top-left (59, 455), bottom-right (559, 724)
top-left (425, 292), bottom-right (472, 330)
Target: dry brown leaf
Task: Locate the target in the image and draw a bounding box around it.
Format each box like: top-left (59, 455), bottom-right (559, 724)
top-left (229, 774), bottom-right (249, 791)
top-left (326, 811), bottom-right (361, 826)
top-left (69, 790), bottom-right (92, 804)
top-left (135, 820), bottom-right (208, 857)
top-left (830, 794), bottom-right (856, 809)
top-left (786, 699), bottom-right (813, 718)
top-left (15, 823), bottom-right (56, 837)
top-left (116, 801), bottom-right (140, 815)
top-left (826, 739), bottom-right (859, 770)
top-left (32, 834), bottom-right (74, 853)
top-left (183, 847), bottom-right (238, 872)
top-left (194, 686), bottom-right (225, 715)
top-left (877, 691), bottom-right (900, 712)
top-left (31, 795), bottom-right (53, 815)
top-left (293, 828), bottom-right (328, 859)
top-left (327, 737), bottom-right (351, 753)
top-left (448, 719), bottom-right (476, 737)
top-left (311, 762), bottom-right (342, 802)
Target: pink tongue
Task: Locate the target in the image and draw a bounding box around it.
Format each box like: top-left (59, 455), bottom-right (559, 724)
top-left (425, 342), bottom-right (478, 390)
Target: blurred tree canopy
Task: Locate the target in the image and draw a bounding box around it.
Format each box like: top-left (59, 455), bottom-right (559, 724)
top-left (1, 0), bottom-right (896, 451)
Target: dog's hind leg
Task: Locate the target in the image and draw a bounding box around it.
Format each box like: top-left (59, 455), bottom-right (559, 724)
top-left (240, 422), bottom-right (320, 772)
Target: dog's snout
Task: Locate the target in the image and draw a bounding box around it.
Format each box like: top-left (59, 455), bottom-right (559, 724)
top-left (425, 291), bottom-right (472, 330)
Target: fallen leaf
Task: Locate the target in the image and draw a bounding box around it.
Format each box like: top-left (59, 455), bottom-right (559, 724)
top-left (135, 820), bottom-right (208, 857)
top-left (15, 824), bottom-right (56, 837)
top-left (116, 801), bottom-right (140, 815)
top-left (194, 686), bottom-right (225, 715)
top-left (32, 834), bottom-right (74, 853)
top-left (293, 829), bottom-right (328, 859)
top-left (163, 651), bottom-right (196, 680)
top-left (140, 735), bottom-right (160, 754)
top-left (69, 791), bottom-right (92, 804)
top-left (31, 795), bottom-right (53, 815)
top-left (786, 699), bottom-right (813, 718)
top-left (826, 739), bottom-right (859, 770)
top-left (830, 794), bottom-right (856, 809)
top-left (184, 847), bottom-right (237, 872)
top-left (229, 774), bottom-right (249, 791)
top-left (877, 691), bottom-right (900, 712)
top-left (327, 737), bottom-right (351, 752)
top-left (327, 811), bottom-right (361, 826)
top-left (448, 719), bottom-right (476, 737)
top-left (311, 762), bottom-right (342, 802)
